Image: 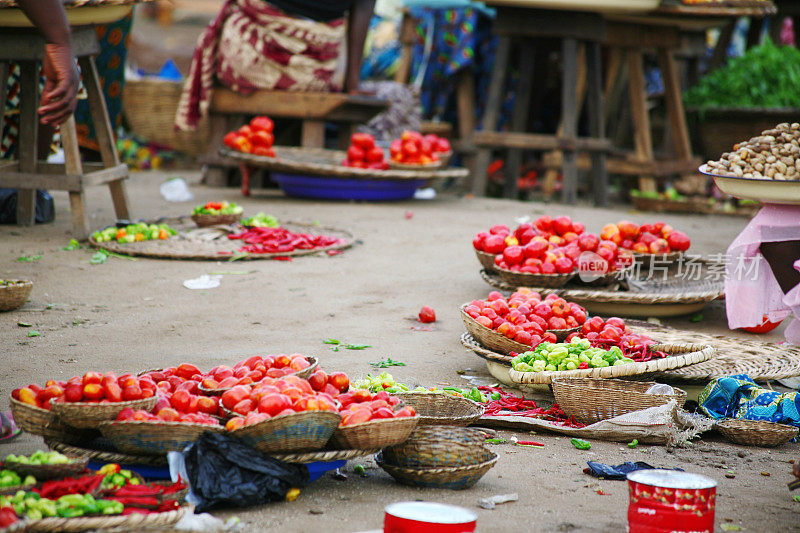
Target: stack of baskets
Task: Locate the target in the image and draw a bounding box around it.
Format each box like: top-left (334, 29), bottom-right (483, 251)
top-left (377, 426), bottom-right (497, 490)
top-left (393, 393), bottom-right (485, 426)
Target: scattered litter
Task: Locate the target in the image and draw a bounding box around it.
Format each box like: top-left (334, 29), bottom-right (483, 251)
top-left (413, 187), bottom-right (436, 200)
top-left (183, 275), bottom-right (222, 290)
top-left (61, 239), bottom-right (82, 251)
top-left (90, 249), bottom-right (136, 264)
top-left (404, 211), bottom-right (413, 219)
top-left (17, 321), bottom-right (32, 328)
top-left (324, 339), bottom-right (371, 351)
top-left (725, 473), bottom-right (736, 479)
top-left (369, 358), bottom-right (406, 368)
top-left (331, 469), bottom-right (347, 481)
top-left (309, 509), bottom-right (324, 515)
top-left (485, 438), bottom-right (507, 445)
top-left (794, 495), bottom-right (800, 502)
top-left (595, 489), bottom-right (608, 495)
top-left (690, 313), bottom-right (704, 323)
top-left (720, 525), bottom-right (742, 532)
top-left (26, 331), bottom-right (40, 337)
top-left (353, 465), bottom-right (366, 477)
top-left (173, 511), bottom-right (240, 532)
top-left (761, 472), bottom-right (771, 477)
top-left (160, 177), bottom-right (194, 202)
top-left (410, 325), bottom-right (435, 332)
top-left (478, 493), bottom-right (518, 510)
top-left (571, 438), bottom-right (591, 450)
top-left (516, 440), bottom-right (544, 447)
top-left (584, 461), bottom-right (682, 481)
top-left (16, 255), bottom-right (41, 262)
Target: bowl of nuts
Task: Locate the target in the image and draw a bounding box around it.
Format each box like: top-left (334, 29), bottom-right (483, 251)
top-left (701, 122), bottom-right (800, 205)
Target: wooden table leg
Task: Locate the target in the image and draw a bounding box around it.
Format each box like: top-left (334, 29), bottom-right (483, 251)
top-left (0, 62), bottom-right (8, 132)
top-left (471, 36), bottom-right (511, 195)
top-left (626, 49), bottom-right (656, 193)
top-left (455, 70), bottom-right (476, 175)
top-left (79, 56), bottom-right (131, 221)
top-left (504, 42), bottom-right (536, 199)
top-left (586, 42), bottom-right (607, 206)
top-left (16, 61), bottom-right (38, 227)
top-left (560, 37), bottom-right (579, 204)
top-left (301, 120), bottom-right (326, 148)
top-left (239, 163), bottom-right (252, 196)
top-left (61, 115), bottom-right (89, 240)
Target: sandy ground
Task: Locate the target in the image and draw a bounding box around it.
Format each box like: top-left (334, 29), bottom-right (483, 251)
top-left (1, 172), bottom-right (798, 532)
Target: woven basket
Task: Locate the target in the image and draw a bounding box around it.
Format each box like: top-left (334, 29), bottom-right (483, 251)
top-left (229, 410), bottom-right (340, 453)
top-left (270, 448), bottom-right (380, 464)
top-left (474, 249), bottom-right (498, 273)
top-left (0, 280), bottom-right (32, 311)
top-left (190, 213), bottom-right (241, 228)
top-left (0, 482), bottom-right (36, 496)
top-left (51, 396), bottom-right (158, 429)
top-left (716, 419), bottom-right (798, 447)
top-left (26, 504), bottom-right (190, 532)
top-left (460, 306), bottom-right (532, 355)
top-left (376, 451), bottom-right (497, 490)
top-left (552, 378), bottom-right (687, 424)
top-left (198, 357), bottom-right (319, 396)
top-left (0, 519), bottom-right (27, 533)
top-left (98, 420), bottom-right (224, 456)
top-left (8, 398), bottom-right (97, 443)
top-left (1, 457), bottom-right (89, 480)
top-left (495, 266), bottom-right (575, 289)
top-left (331, 415), bottom-right (419, 450)
top-left (382, 426), bottom-right (489, 468)
top-left (631, 250), bottom-right (684, 269)
top-left (388, 160), bottom-right (442, 171)
top-left (122, 79), bottom-right (210, 155)
top-left (509, 342), bottom-right (715, 385)
top-left (393, 393), bottom-right (484, 426)
top-left (44, 439), bottom-right (168, 467)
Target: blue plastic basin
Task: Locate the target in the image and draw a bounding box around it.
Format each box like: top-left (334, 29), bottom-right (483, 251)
top-left (272, 173), bottom-right (425, 201)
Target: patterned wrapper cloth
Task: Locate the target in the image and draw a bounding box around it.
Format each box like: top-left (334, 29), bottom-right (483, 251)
top-left (699, 374), bottom-right (800, 426)
top-left (175, 0), bottom-right (346, 131)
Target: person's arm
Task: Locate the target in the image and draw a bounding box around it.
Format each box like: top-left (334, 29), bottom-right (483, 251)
top-left (344, 0), bottom-right (375, 93)
top-left (16, 0), bottom-right (80, 125)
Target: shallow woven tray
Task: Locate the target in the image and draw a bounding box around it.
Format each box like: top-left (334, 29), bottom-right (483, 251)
top-left (9, 398), bottom-right (71, 441)
top-left (270, 447), bottom-right (379, 464)
top-left (716, 419), bottom-right (798, 447)
top-left (197, 357), bottom-right (318, 396)
top-left (388, 160), bottom-right (442, 171)
top-left (0, 280), bottom-right (32, 312)
top-left (90, 219), bottom-right (355, 261)
top-left (1, 457), bottom-right (89, 480)
top-left (552, 378), bottom-right (687, 425)
top-left (229, 411), bottom-right (340, 453)
top-left (474, 249), bottom-right (498, 273)
top-left (460, 332), bottom-right (515, 366)
top-left (0, 518), bottom-right (27, 533)
top-left (382, 426), bottom-right (489, 468)
top-left (495, 266), bottom-right (575, 288)
top-left (190, 212), bottom-right (241, 228)
top-left (222, 146), bottom-right (468, 181)
top-left (25, 505), bottom-right (189, 532)
top-left (631, 250), bottom-right (685, 269)
top-left (44, 439), bottom-right (168, 467)
top-left (331, 415), bottom-right (419, 450)
top-left (393, 393), bottom-right (485, 426)
top-left (508, 342), bottom-right (714, 385)
top-left (99, 420), bottom-right (224, 455)
top-left (460, 305), bottom-right (579, 355)
top-left (51, 396), bottom-right (158, 429)
top-left (376, 451), bottom-right (497, 490)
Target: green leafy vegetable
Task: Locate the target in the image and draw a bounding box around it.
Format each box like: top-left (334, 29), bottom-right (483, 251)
top-left (27, 331), bottom-right (40, 338)
top-left (16, 255), bottom-right (42, 262)
top-left (61, 239), bottom-right (81, 251)
top-left (369, 358), bottom-right (406, 368)
top-left (17, 321), bottom-right (32, 327)
top-left (571, 438), bottom-right (591, 450)
top-left (324, 339), bottom-right (371, 352)
top-left (628, 439), bottom-right (638, 448)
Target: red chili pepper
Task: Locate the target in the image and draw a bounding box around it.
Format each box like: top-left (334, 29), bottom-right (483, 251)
top-left (516, 440), bottom-right (545, 446)
top-left (110, 496), bottom-right (159, 508)
top-left (114, 485), bottom-right (162, 497)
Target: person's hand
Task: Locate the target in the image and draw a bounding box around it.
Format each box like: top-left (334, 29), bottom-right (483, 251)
top-left (39, 42), bottom-right (79, 126)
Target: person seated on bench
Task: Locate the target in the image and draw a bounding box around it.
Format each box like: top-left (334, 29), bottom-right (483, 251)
top-left (175, 0), bottom-right (376, 130)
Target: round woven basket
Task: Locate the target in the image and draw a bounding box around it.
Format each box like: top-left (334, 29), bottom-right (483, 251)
top-left (388, 160), bottom-right (442, 171)
top-left (8, 398), bottom-right (97, 443)
top-left (381, 426), bottom-right (489, 468)
top-left (0, 518), bottom-right (27, 533)
top-left (495, 266), bottom-right (575, 289)
top-left (24, 504), bottom-right (190, 532)
top-left (551, 378), bottom-right (687, 424)
top-left (508, 342), bottom-right (715, 385)
top-left (0, 280), bottom-right (32, 312)
top-left (44, 439), bottom-right (169, 467)
top-left (716, 419), bottom-right (798, 447)
top-left (190, 213), bottom-right (241, 228)
top-left (460, 306), bottom-right (532, 355)
top-left (630, 250), bottom-right (684, 269)
top-left (575, 263), bottom-right (636, 287)
top-left (437, 150), bottom-right (454, 167)
top-left (474, 249), bottom-right (498, 273)
top-left (51, 396), bottom-right (158, 429)
top-left (376, 451), bottom-right (497, 490)
top-left (229, 410), bottom-right (340, 453)
top-left (270, 447), bottom-right (379, 464)
top-left (197, 357), bottom-right (318, 396)
top-left (331, 415), bottom-right (419, 450)
top-left (98, 420), bottom-right (224, 456)
top-left (393, 393), bottom-right (484, 426)
top-left (1, 457), bottom-right (89, 480)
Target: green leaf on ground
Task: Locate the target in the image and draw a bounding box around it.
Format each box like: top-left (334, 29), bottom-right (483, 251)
top-left (16, 255), bottom-right (42, 262)
top-left (27, 330), bottom-right (40, 337)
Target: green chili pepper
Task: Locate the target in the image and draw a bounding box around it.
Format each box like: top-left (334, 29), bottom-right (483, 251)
top-left (628, 439), bottom-right (638, 448)
top-left (571, 438), bottom-right (591, 450)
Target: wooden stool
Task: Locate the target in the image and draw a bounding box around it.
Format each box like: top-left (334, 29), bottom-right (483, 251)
top-left (0, 26), bottom-right (130, 239)
top-left (201, 89), bottom-right (388, 190)
top-left (472, 8), bottom-right (611, 204)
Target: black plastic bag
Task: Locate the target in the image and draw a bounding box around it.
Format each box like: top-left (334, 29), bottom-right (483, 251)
top-left (183, 431), bottom-right (310, 512)
top-left (584, 461), bottom-right (684, 480)
top-left (0, 189), bottom-right (55, 224)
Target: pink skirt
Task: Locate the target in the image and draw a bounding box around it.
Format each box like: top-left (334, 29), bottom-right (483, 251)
top-left (725, 204), bottom-right (800, 344)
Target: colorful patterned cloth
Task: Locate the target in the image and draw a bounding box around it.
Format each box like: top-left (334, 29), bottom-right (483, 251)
top-left (175, 0), bottom-right (346, 131)
top-left (408, 5), bottom-right (498, 124)
top-left (699, 374), bottom-right (800, 427)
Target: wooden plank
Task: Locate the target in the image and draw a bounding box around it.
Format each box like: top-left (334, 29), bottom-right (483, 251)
top-left (543, 152), bottom-right (701, 177)
top-left (494, 8), bottom-right (605, 42)
top-left (0, 27), bottom-right (98, 61)
top-left (473, 131), bottom-right (612, 152)
top-left (586, 42), bottom-right (608, 207)
top-left (504, 42), bottom-right (536, 199)
top-left (0, 172), bottom-right (82, 191)
top-left (212, 89), bottom-right (348, 118)
top-left (471, 36), bottom-right (511, 195)
top-left (455, 71), bottom-right (476, 143)
top-left (301, 120), bottom-right (326, 148)
top-left (60, 116), bottom-right (89, 239)
top-left (82, 165), bottom-right (130, 188)
top-left (626, 49), bottom-right (656, 192)
top-left (16, 61), bottom-right (37, 226)
top-left (561, 37), bottom-right (579, 204)
top-left (604, 22), bottom-right (680, 49)
top-left (394, 11), bottom-right (416, 84)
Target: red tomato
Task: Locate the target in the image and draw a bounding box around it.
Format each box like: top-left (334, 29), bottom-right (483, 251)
top-left (104, 383), bottom-right (123, 403)
top-left (365, 146), bottom-right (384, 163)
top-left (250, 116), bottom-right (274, 133)
top-left (223, 131), bottom-right (239, 148)
top-left (238, 125), bottom-right (254, 138)
top-left (347, 145), bottom-right (366, 162)
top-left (418, 306), bottom-right (436, 323)
top-left (741, 316), bottom-right (785, 334)
top-left (350, 133), bottom-right (375, 151)
top-left (252, 131), bottom-right (274, 148)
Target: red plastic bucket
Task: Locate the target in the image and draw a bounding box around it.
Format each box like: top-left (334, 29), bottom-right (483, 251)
top-left (627, 470), bottom-right (717, 533)
top-left (384, 502), bottom-right (477, 533)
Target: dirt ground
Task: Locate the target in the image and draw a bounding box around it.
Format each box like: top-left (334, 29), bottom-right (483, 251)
top-left (1, 172), bottom-right (798, 532)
